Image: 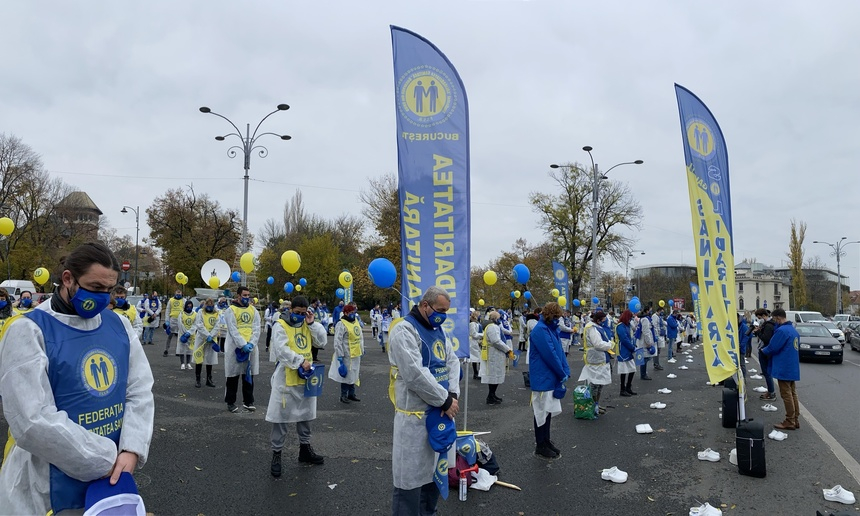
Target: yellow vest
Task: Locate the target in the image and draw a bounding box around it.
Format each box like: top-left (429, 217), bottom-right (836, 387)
top-left (230, 305), bottom-right (256, 341)
top-left (481, 329), bottom-right (489, 361)
top-left (168, 297), bottom-right (183, 318)
top-left (200, 310), bottom-right (219, 332)
top-left (12, 306), bottom-right (33, 316)
top-left (181, 311), bottom-right (197, 343)
top-left (112, 304), bottom-right (138, 326)
top-left (341, 319), bottom-right (362, 357)
top-left (277, 320), bottom-right (312, 387)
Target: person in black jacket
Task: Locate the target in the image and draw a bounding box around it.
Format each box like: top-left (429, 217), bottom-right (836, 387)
top-left (754, 308), bottom-right (776, 400)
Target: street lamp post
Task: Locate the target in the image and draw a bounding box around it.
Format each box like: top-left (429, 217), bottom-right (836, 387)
top-left (581, 146), bottom-right (643, 304)
top-left (626, 250), bottom-right (645, 302)
top-left (813, 237), bottom-right (860, 314)
top-left (120, 206), bottom-right (140, 294)
top-left (199, 104), bottom-right (291, 280)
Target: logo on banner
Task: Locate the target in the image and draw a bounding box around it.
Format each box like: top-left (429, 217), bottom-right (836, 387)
top-left (398, 65), bottom-right (456, 127)
top-left (686, 119), bottom-right (716, 160)
top-left (81, 349), bottom-right (118, 397)
top-left (690, 285), bottom-right (699, 296)
top-left (554, 269), bottom-right (565, 280)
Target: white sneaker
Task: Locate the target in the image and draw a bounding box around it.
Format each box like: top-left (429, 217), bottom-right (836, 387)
top-left (823, 485), bottom-right (856, 505)
top-left (729, 448), bottom-right (737, 465)
top-left (750, 374), bottom-right (763, 380)
top-left (667, 374), bottom-right (677, 379)
top-left (682, 351), bottom-right (691, 355)
top-left (650, 402), bottom-right (667, 409)
top-left (657, 388), bottom-right (672, 394)
top-left (682, 343), bottom-right (691, 347)
top-left (667, 358), bottom-right (677, 363)
top-left (768, 430), bottom-right (787, 441)
top-left (679, 366), bottom-right (689, 370)
top-left (744, 359), bottom-right (749, 364)
top-left (180, 363), bottom-right (186, 370)
top-left (697, 448), bottom-right (721, 462)
top-left (600, 466), bottom-right (628, 483)
top-left (762, 404), bottom-right (778, 412)
top-left (635, 424), bottom-right (653, 434)
top-left (706, 381), bottom-right (713, 386)
top-left (753, 386), bottom-right (768, 393)
top-left (686, 359), bottom-right (694, 363)
top-left (690, 502), bottom-right (723, 515)
top-left (749, 368), bottom-right (758, 373)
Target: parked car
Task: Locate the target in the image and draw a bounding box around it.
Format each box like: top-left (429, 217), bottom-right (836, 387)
top-left (796, 323), bottom-right (843, 364)
top-left (838, 321), bottom-right (860, 343)
top-left (848, 323), bottom-right (860, 353)
top-left (833, 314), bottom-right (860, 324)
top-left (810, 320), bottom-right (845, 344)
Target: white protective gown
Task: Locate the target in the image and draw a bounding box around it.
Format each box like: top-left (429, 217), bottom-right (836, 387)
top-left (222, 304), bottom-right (261, 377)
top-left (652, 313), bottom-right (666, 349)
top-left (468, 321), bottom-right (482, 362)
top-left (525, 318), bottom-right (539, 365)
top-left (388, 317), bottom-right (460, 490)
top-left (480, 323), bottom-right (511, 384)
top-left (265, 320), bottom-right (327, 423)
top-left (176, 310), bottom-right (196, 356)
top-left (0, 302), bottom-right (155, 515)
top-left (328, 318), bottom-right (364, 385)
top-left (193, 309), bottom-right (221, 365)
top-left (558, 317), bottom-right (574, 354)
top-left (637, 316), bottom-right (656, 357)
top-left (577, 322), bottom-right (613, 385)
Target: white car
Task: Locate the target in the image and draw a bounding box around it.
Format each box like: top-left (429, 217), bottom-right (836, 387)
top-left (812, 320), bottom-right (845, 344)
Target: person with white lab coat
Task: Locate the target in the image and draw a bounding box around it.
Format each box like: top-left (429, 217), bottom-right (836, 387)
top-left (111, 285), bottom-right (142, 339)
top-left (0, 242), bottom-right (154, 515)
top-left (222, 286), bottom-right (261, 413)
top-left (176, 300), bottom-right (196, 371)
top-left (193, 298), bottom-right (221, 389)
top-left (558, 310), bottom-right (574, 355)
top-left (329, 303), bottom-right (364, 404)
top-left (468, 309), bottom-right (483, 380)
top-left (388, 287), bottom-right (460, 516)
top-left (480, 311), bottom-right (513, 405)
top-left (266, 295), bottom-right (328, 477)
top-left (577, 310), bottom-right (614, 411)
top-left (637, 307), bottom-right (656, 380)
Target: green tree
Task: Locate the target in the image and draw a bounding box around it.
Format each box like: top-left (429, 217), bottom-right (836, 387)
top-left (787, 219), bottom-right (807, 309)
top-left (529, 163), bottom-right (643, 299)
top-left (146, 186), bottom-right (241, 290)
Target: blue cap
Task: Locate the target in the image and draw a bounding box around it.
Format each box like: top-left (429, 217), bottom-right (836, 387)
top-left (297, 363), bottom-right (315, 380)
top-left (425, 409), bottom-right (456, 453)
top-left (84, 472), bottom-right (146, 515)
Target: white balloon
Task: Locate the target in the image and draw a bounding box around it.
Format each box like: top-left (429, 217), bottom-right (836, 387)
top-left (200, 259), bottom-right (231, 288)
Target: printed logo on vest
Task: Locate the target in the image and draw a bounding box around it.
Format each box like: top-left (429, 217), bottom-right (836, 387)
top-left (294, 333), bottom-right (309, 351)
top-left (239, 311), bottom-right (252, 324)
top-left (432, 339), bottom-right (446, 360)
top-left (81, 349), bottom-right (119, 397)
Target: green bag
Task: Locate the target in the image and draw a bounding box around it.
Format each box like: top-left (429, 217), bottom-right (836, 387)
top-left (573, 384), bottom-right (597, 420)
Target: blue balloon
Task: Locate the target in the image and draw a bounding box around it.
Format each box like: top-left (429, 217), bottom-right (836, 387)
top-left (510, 291), bottom-right (516, 299)
top-left (512, 263), bottom-right (531, 284)
top-left (335, 288), bottom-right (345, 299)
top-left (524, 291), bottom-right (532, 299)
top-left (573, 298), bottom-right (581, 307)
top-left (368, 258), bottom-right (397, 289)
top-left (299, 278), bottom-right (307, 287)
top-left (267, 276), bottom-right (275, 285)
top-left (231, 271), bottom-right (241, 282)
top-left (668, 299), bottom-right (674, 307)
top-left (284, 282), bottom-right (294, 293)
top-left (592, 296), bottom-right (599, 304)
top-left (628, 299), bottom-right (638, 312)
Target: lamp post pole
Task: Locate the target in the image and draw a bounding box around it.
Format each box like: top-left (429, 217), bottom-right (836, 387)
top-left (121, 206), bottom-right (140, 294)
top-left (581, 146), bottom-right (643, 304)
top-left (626, 250), bottom-right (645, 303)
top-left (813, 237), bottom-right (860, 314)
top-left (199, 104), bottom-right (291, 282)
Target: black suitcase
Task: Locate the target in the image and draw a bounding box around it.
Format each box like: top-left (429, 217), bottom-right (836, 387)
top-left (736, 420), bottom-right (766, 477)
top-left (723, 376), bottom-right (737, 391)
top-left (721, 387), bottom-right (738, 428)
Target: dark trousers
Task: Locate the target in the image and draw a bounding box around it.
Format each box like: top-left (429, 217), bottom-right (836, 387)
top-left (195, 364), bottom-right (213, 380)
top-left (758, 350), bottom-right (775, 394)
top-left (340, 383), bottom-right (356, 397)
top-left (392, 483), bottom-right (439, 516)
top-left (533, 413), bottom-right (552, 445)
top-left (265, 325), bottom-right (273, 350)
top-left (225, 375), bottom-right (254, 405)
top-left (639, 357), bottom-right (651, 378)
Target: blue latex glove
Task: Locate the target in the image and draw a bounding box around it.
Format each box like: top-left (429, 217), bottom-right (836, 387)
top-left (561, 375), bottom-right (569, 383)
top-left (297, 363), bottom-right (315, 380)
top-left (164, 323), bottom-right (171, 336)
top-left (241, 343), bottom-right (254, 354)
top-left (206, 336), bottom-right (214, 344)
top-left (338, 358), bottom-right (348, 378)
top-left (179, 332), bottom-right (190, 344)
top-left (648, 345), bottom-right (657, 355)
top-left (211, 343), bottom-right (221, 353)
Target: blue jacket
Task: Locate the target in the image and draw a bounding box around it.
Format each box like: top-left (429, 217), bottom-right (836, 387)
top-left (615, 322), bottom-right (635, 361)
top-left (666, 315), bottom-right (679, 340)
top-left (528, 316), bottom-right (570, 391)
top-left (761, 321), bottom-right (800, 381)
top-left (739, 319), bottom-right (752, 355)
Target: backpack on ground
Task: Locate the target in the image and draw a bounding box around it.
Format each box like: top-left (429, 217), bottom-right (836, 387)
top-left (573, 384), bottom-right (597, 420)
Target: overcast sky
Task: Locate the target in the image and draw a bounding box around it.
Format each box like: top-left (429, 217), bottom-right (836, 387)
top-left (3, 1), bottom-right (859, 288)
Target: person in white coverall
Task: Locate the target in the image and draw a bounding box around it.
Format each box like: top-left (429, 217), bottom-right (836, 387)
top-left (266, 295), bottom-right (328, 478)
top-left (0, 242), bottom-right (154, 515)
top-left (329, 303), bottom-right (364, 404)
top-left (388, 287), bottom-right (460, 516)
top-left (481, 310), bottom-right (513, 405)
top-left (222, 286), bottom-right (261, 413)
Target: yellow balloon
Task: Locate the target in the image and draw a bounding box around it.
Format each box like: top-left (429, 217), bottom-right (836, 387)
top-left (278, 298), bottom-right (284, 304)
top-left (175, 272), bottom-right (188, 285)
top-left (659, 300), bottom-right (666, 307)
top-left (478, 299), bottom-right (485, 306)
top-left (0, 217), bottom-right (14, 237)
top-left (253, 297), bottom-right (258, 304)
top-left (550, 288), bottom-right (560, 298)
top-left (33, 267), bottom-right (50, 285)
top-left (580, 299), bottom-right (586, 307)
top-left (514, 290), bottom-right (521, 299)
top-left (558, 296), bottom-right (567, 307)
top-left (208, 276), bottom-right (220, 289)
top-left (338, 271), bottom-right (353, 288)
top-left (295, 285), bottom-right (302, 292)
top-left (281, 250), bottom-right (301, 274)
top-left (240, 252), bottom-right (255, 274)
top-left (483, 271), bottom-right (497, 286)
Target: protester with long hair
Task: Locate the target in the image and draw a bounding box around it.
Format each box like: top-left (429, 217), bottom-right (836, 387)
top-left (480, 310), bottom-right (513, 404)
top-left (615, 310), bottom-right (637, 396)
top-left (528, 302), bottom-right (569, 458)
top-left (578, 310), bottom-right (614, 413)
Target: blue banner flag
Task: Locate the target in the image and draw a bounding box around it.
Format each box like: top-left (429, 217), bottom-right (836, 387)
top-left (391, 26), bottom-right (470, 358)
top-left (551, 261), bottom-right (569, 304)
top-left (676, 84), bottom-right (738, 384)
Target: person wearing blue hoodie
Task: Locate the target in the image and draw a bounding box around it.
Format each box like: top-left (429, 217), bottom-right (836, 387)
top-left (737, 314), bottom-right (751, 378)
top-left (528, 302), bottom-right (570, 459)
top-left (615, 310), bottom-right (638, 396)
top-left (666, 310), bottom-right (680, 362)
top-left (760, 308), bottom-right (800, 431)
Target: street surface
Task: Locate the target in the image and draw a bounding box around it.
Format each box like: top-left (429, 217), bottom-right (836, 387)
top-left (2, 329), bottom-right (860, 515)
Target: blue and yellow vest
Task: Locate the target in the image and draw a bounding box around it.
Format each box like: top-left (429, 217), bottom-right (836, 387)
top-left (25, 309), bottom-right (129, 514)
top-left (112, 304), bottom-right (138, 326)
top-left (168, 297), bottom-right (183, 319)
top-left (341, 319), bottom-right (362, 357)
top-left (195, 310), bottom-right (219, 364)
top-left (388, 314), bottom-right (449, 415)
top-left (276, 319), bottom-right (312, 387)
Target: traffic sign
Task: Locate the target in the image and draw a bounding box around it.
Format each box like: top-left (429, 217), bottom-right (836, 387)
top-left (122, 261), bottom-right (131, 271)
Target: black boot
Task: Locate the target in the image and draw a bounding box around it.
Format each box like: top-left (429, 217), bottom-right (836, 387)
top-left (206, 377), bottom-right (216, 387)
top-left (195, 377), bottom-right (201, 388)
top-left (298, 444), bottom-right (324, 465)
top-left (620, 387), bottom-right (631, 397)
top-left (271, 450), bottom-right (282, 477)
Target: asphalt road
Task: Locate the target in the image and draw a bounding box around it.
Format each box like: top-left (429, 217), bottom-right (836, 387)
top-left (2, 331), bottom-right (860, 515)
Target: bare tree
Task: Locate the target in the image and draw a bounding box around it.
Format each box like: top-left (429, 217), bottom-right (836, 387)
top-left (786, 219), bottom-right (807, 309)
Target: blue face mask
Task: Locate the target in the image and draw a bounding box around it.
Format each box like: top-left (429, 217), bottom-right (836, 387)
top-left (205, 305), bottom-right (215, 313)
top-left (240, 298), bottom-right (250, 307)
top-left (174, 294), bottom-right (182, 300)
top-left (288, 312), bottom-right (305, 326)
top-left (71, 285), bottom-right (110, 319)
top-left (344, 313), bottom-right (356, 323)
top-left (115, 298), bottom-right (127, 309)
top-left (428, 310), bottom-right (447, 328)
top-left (0, 300), bottom-right (7, 309)
top-left (20, 298), bottom-right (32, 308)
